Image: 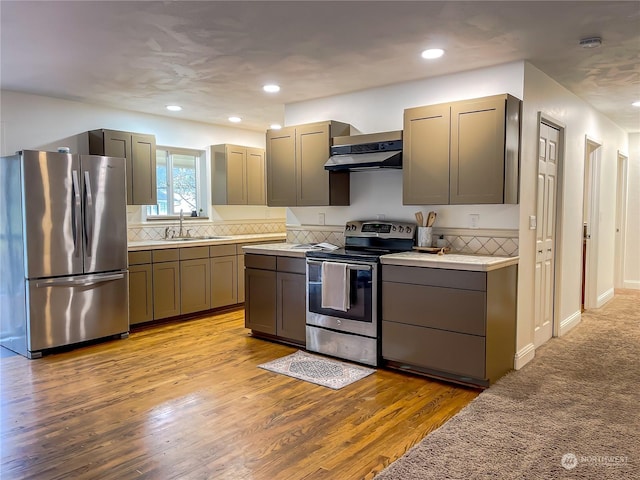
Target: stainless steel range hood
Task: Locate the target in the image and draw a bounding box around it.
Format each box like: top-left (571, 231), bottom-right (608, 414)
top-left (324, 131), bottom-right (402, 171)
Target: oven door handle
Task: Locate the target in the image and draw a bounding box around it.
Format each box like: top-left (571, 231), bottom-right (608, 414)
top-left (307, 260), bottom-right (372, 272)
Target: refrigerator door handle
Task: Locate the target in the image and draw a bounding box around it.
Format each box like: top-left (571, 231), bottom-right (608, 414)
top-left (34, 273), bottom-right (125, 288)
top-left (71, 170), bottom-right (82, 257)
top-left (83, 171), bottom-right (94, 257)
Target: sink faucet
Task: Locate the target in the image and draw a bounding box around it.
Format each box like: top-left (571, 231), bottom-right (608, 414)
top-left (179, 209), bottom-right (184, 237)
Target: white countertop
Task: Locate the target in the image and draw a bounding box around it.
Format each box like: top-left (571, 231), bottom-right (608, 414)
top-left (128, 233), bottom-right (286, 251)
top-left (380, 251), bottom-right (519, 272)
top-left (242, 242), bottom-right (326, 258)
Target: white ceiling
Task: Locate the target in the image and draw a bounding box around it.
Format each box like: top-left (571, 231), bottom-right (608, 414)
top-left (2, 1), bottom-right (639, 132)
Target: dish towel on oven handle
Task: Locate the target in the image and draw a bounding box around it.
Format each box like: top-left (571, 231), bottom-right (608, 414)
top-left (321, 261), bottom-right (350, 312)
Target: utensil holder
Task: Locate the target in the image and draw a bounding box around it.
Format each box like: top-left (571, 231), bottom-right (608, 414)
top-left (417, 227), bottom-right (433, 247)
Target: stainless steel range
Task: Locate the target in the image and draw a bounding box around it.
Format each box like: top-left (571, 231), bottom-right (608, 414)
top-left (305, 220), bottom-right (415, 366)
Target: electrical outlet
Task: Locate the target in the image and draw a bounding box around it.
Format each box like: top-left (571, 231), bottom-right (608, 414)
top-left (469, 214), bottom-right (480, 229)
top-left (318, 213), bottom-right (325, 225)
top-left (376, 213), bottom-right (385, 220)
top-left (529, 215), bottom-right (537, 229)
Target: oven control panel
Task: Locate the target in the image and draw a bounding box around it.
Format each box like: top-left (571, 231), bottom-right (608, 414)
top-left (345, 220), bottom-right (415, 239)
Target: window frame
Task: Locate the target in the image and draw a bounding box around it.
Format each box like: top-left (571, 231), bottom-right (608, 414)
top-left (144, 146), bottom-right (208, 220)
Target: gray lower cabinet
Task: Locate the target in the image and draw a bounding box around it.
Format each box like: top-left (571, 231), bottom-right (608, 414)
top-left (245, 255), bottom-right (277, 335)
top-left (152, 249), bottom-right (181, 320)
top-left (128, 251), bottom-right (153, 325)
top-left (381, 264), bottom-right (517, 387)
top-left (237, 254), bottom-right (246, 303)
top-left (180, 246), bottom-right (211, 314)
top-left (244, 253), bottom-right (306, 345)
top-left (128, 240), bottom-right (286, 324)
top-left (210, 244), bottom-right (238, 308)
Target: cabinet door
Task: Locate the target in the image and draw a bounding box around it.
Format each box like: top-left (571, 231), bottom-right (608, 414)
top-left (246, 147), bottom-right (266, 205)
top-left (244, 268), bottom-right (277, 334)
top-left (153, 261), bottom-right (181, 319)
top-left (296, 123), bottom-right (331, 206)
top-left (226, 145), bottom-right (247, 205)
top-left (129, 264), bottom-right (153, 325)
top-left (276, 271), bottom-right (306, 344)
top-left (403, 104), bottom-right (450, 205)
top-left (102, 130), bottom-right (134, 204)
top-left (180, 258), bottom-right (211, 314)
top-left (211, 255), bottom-right (238, 308)
top-left (450, 96), bottom-right (506, 204)
top-left (131, 134), bottom-right (157, 206)
top-left (237, 253), bottom-right (245, 303)
top-left (266, 127), bottom-right (297, 206)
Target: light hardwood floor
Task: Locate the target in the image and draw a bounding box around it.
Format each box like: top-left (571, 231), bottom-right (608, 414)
top-left (0, 309), bottom-right (478, 480)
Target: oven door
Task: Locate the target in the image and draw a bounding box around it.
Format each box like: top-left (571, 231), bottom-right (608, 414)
top-left (306, 259), bottom-right (377, 338)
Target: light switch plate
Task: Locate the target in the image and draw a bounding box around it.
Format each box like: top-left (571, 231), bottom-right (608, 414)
top-left (469, 214), bottom-right (480, 229)
top-left (318, 213), bottom-right (325, 225)
top-left (529, 215), bottom-right (537, 229)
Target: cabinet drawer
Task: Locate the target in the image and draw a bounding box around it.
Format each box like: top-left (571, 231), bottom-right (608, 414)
top-left (276, 256), bottom-right (306, 274)
top-left (180, 246), bottom-right (209, 260)
top-left (128, 250), bottom-right (151, 265)
top-left (245, 254), bottom-right (276, 270)
top-left (382, 321), bottom-right (485, 380)
top-left (382, 265), bottom-right (486, 291)
top-left (209, 244), bottom-right (237, 257)
top-left (152, 248), bottom-right (180, 263)
top-left (382, 282), bottom-right (486, 336)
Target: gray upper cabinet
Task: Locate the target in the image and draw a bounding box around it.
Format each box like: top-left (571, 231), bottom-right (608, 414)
top-left (403, 94), bottom-right (521, 205)
top-left (403, 104), bottom-right (450, 205)
top-left (211, 144), bottom-right (266, 205)
top-left (266, 121), bottom-right (351, 207)
top-left (88, 129), bottom-right (157, 206)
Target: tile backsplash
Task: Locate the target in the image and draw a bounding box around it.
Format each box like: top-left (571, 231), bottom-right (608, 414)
top-left (286, 225), bottom-right (519, 256)
top-left (286, 225), bottom-right (346, 246)
top-left (128, 220), bottom-right (286, 242)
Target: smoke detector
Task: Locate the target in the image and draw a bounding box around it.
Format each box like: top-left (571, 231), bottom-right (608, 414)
top-left (579, 37), bottom-right (602, 48)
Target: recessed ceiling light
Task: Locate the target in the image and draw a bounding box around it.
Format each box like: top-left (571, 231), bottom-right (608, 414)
top-left (228, 116), bottom-right (242, 123)
top-left (579, 36), bottom-right (602, 48)
top-left (632, 101), bottom-right (640, 107)
top-left (270, 124), bottom-right (282, 130)
top-left (263, 84), bottom-right (281, 93)
top-left (421, 48), bottom-right (444, 59)
top-left (166, 105), bottom-right (182, 112)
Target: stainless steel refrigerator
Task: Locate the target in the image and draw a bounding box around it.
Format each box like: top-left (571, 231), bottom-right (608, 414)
top-left (0, 150), bottom-right (129, 358)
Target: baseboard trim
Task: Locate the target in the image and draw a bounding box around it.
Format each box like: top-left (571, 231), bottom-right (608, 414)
top-left (597, 288), bottom-right (615, 307)
top-left (559, 310), bottom-right (581, 336)
top-left (623, 280), bottom-right (640, 290)
top-left (514, 343), bottom-right (535, 370)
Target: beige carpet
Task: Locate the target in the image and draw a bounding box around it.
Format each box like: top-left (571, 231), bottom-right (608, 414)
top-left (376, 289), bottom-right (639, 479)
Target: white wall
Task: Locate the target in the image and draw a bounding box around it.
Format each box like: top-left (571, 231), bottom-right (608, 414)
top-left (0, 91), bottom-right (285, 222)
top-left (518, 63), bottom-right (629, 358)
top-left (625, 134), bottom-right (640, 289)
top-left (285, 62), bottom-right (525, 228)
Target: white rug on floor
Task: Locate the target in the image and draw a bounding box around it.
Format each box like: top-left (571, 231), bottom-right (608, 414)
top-left (258, 350), bottom-right (375, 390)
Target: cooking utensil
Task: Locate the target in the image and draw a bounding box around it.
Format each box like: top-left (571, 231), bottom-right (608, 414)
top-left (426, 211), bottom-right (437, 227)
top-left (415, 211), bottom-right (424, 226)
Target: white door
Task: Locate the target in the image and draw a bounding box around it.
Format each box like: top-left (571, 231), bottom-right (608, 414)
top-left (614, 153), bottom-right (628, 289)
top-left (534, 123), bottom-right (559, 347)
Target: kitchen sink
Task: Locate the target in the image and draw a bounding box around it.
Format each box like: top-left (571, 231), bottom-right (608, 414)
top-left (172, 235), bottom-right (232, 241)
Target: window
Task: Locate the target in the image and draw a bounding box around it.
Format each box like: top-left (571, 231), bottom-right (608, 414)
top-left (146, 146), bottom-right (207, 218)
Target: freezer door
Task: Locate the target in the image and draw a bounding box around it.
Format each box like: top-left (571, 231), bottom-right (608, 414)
top-left (81, 155), bottom-right (127, 273)
top-left (22, 150), bottom-right (84, 278)
top-left (26, 272), bottom-right (129, 352)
